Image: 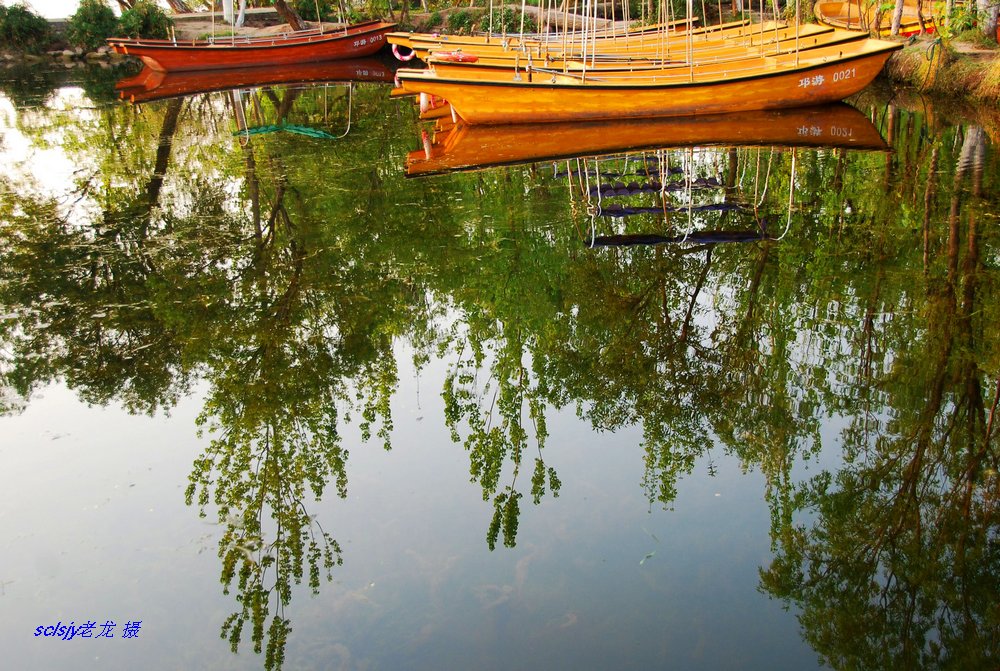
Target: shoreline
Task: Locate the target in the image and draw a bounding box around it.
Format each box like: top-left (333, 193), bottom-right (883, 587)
top-left (2, 15), bottom-right (997, 107)
top-left (883, 35), bottom-right (1000, 105)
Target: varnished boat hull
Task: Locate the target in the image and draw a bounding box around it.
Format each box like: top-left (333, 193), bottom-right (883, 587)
top-left (109, 21), bottom-right (397, 72)
top-left (397, 40), bottom-right (903, 124)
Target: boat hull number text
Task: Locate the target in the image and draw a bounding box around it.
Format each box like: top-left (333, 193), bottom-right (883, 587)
top-left (832, 68), bottom-right (857, 82)
top-left (797, 125), bottom-right (855, 138)
top-left (353, 33), bottom-right (385, 48)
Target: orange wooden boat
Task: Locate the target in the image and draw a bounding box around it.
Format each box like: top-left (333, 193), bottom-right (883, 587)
top-left (424, 27), bottom-right (868, 73)
top-left (396, 38), bottom-right (903, 124)
top-left (391, 19), bottom-right (767, 63)
top-left (405, 103), bottom-right (888, 176)
top-left (417, 23), bottom-right (835, 66)
top-left (108, 20), bottom-right (397, 72)
top-left (386, 17), bottom-right (703, 60)
top-left (114, 58), bottom-right (397, 104)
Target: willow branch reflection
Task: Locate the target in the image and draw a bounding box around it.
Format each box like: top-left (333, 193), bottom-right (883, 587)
top-left (182, 85), bottom-right (407, 668)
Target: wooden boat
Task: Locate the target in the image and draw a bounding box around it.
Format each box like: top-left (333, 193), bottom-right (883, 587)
top-left (392, 19), bottom-right (765, 62)
top-left (418, 23), bottom-right (839, 66)
top-left (115, 58), bottom-right (397, 104)
top-left (814, 0), bottom-right (934, 36)
top-left (425, 27), bottom-right (869, 73)
top-left (395, 38), bottom-right (903, 124)
top-left (107, 20), bottom-right (397, 72)
top-left (405, 103), bottom-right (888, 176)
top-left (386, 17), bottom-right (703, 59)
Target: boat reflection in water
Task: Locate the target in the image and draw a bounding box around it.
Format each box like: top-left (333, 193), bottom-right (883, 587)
top-left (407, 103), bottom-right (889, 249)
top-left (405, 102), bottom-right (888, 176)
top-left (115, 57), bottom-right (398, 104)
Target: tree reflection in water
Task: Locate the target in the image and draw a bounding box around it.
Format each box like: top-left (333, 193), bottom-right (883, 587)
top-left (1, 78), bottom-right (999, 668)
top-left (761, 113), bottom-right (1000, 669)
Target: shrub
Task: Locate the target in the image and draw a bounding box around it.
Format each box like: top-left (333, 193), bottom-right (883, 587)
top-left (67, 0), bottom-right (118, 51)
top-left (117, 1), bottom-right (173, 40)
top-left (946, 6), bottom-right (977, 34)
top-left (346, 7), bottom-right (369, 23)
top-left (488, 7), bottom-right (536, 33)
top-left (0, 4), bottom-right (53, 54)
top-left (446, 9), bottom-right (481, 34)
top-left (426, 11), bottom-right (442, 28)
top-left (293, 0), bottom-right (339, 23)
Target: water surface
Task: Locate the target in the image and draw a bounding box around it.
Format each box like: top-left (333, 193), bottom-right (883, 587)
top-left (1, 63), bottom-right (998, 670)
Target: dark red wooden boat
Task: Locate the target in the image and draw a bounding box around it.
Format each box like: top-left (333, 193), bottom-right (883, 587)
top-left (115, 58), bottom-right (397, 103)
top-left (108, 20), bottom-right (396, 72)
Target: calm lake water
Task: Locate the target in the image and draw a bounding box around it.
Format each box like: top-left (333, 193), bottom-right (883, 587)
top-left (1, 59), bottom-right (998, 670)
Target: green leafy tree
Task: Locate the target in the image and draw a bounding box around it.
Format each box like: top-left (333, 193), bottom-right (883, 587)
top-left (0, 3), bottom-right (52, 53)
top-left (67, 0), bottom-right (119, 51)
top-left (116, 0), bottom-right (174, 39)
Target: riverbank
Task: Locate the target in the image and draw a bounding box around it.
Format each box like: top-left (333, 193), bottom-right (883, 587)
top-left (885, 35), bottom-right (1000, 105)
top-left (0, 10), bottom-right (348, 67)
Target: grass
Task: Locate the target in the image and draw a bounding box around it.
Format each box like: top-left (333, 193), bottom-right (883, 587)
top-left (198, 29), bottom-right (242, 39)
top-left (978, 57), bottom-right (1000, 101)
top-left (950, 27), bottom-right (999, 49)
top-left (884, 39), bottom-right (1000, 103)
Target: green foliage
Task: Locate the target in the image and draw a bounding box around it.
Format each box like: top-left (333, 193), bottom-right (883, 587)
top-left (66, 0), bottom-right (118, 51)
top-left (116, 0), bottom-right (173, 40)
top-left (629, 0), bottom-right (686, 24)
top-left (488, 6), bottom-right (537, 33)
top-left (293, 0), bottom-right (338, 23)
top-left (487, 490), bottom-right (521, 550)
top-left (0, 3), bottom-right (52, 53)
top-left (423, 10), bottom-right (442, 30)
top-left (345, 7), bottom-right (366, 23)
top-left (947, 5), bottom-right (978, 33)
top-left (951, 26), bottom-right (998, 48)
top-left (435, 5), bottom-right (541, 37)
top-left (446, 9), bottom-right (482, 34)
